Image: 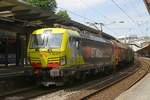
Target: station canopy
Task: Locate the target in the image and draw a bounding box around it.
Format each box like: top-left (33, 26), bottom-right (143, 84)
top-left (137, 44), bottom-right (150, 57)
top-left (144, 0), bottom-right (150, 14)
top-left (0, 0), bottom-right (116, 40)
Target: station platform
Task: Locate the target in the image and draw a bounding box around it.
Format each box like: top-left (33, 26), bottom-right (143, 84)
top-left (115, 73), bottom-right (150, 100)
top-left (0, 66), bottom-right (35, 96)
top-left (0, 66), bottom-right (33, 78)
top-left (0, 66), bottom-right (32, 77)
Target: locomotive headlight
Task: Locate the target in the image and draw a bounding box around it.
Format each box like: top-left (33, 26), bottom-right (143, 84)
top-left (60, 56), bottom-right (66, 65)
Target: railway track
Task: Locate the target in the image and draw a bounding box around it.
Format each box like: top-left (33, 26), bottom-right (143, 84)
top-left (79, 57), bottom-right (150, 100)
top-left (0, 87), bottom-right (36, 98)
top-left (78, 65), bottom-right (139, 100)
top-left (1, 57), bottom-right (149, 100)
top-left (0, 86), bottom-right (62, 100)
top-left (31, 61), bottom-right (140, 100)
top-left (122, 58), bottom-right (150, 92)
top-left (1, 67), bottom-right (133, 100)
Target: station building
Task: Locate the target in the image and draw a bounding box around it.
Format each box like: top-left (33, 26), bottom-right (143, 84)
top-left (118, 36), bottom-right (150, 51)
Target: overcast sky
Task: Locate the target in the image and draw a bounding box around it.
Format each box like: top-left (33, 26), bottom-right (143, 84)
top-left (56, 0), bottom-right (150, 38)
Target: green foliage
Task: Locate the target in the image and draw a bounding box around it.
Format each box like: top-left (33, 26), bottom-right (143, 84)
top-left (57, 10), bottom-right (71, 21)
top-left (27, 0), bottom-right (57, 12)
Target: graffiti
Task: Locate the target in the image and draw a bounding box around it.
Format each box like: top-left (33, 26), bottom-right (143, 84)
top-left (83, 47), bottom-right (91, 58)
top-left (83, 47), bottom-right (103, 58)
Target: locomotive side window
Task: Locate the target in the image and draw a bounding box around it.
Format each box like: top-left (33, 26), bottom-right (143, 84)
top-left (69, 37), bottom-right (75, 47)
top-left (75, 41), bottom-right (79, 49)
top-left (69, 37), bottom-right (80, 49)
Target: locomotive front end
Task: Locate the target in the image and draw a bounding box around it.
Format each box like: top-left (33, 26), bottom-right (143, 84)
top-left (27, 28), bottom-right (69, 85)
top-left (28, 29), bottom-right (66, 69)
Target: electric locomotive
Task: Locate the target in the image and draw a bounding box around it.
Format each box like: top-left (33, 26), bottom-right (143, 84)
top-left (27, 28), bottom-right (134, 86)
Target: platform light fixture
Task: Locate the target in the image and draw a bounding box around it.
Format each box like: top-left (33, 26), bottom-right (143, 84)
top-left (0, 11), bottom-right (14, 17)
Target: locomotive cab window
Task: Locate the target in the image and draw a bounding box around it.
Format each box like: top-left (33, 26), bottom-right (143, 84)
top-left (30, 33), bottom-right (62, 49)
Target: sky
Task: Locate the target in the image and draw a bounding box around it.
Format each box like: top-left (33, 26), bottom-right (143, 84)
top-left (56, 0), bottom-right (150, 38)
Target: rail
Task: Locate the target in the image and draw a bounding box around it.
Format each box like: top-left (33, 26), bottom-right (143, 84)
top-left (80, 58), bottom-right (150, 100)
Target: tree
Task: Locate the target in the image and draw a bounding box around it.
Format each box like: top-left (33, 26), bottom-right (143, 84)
top-left (57, 10), bottom-right (71, 21)
top-left (27, 0), bottom-right (57, 12)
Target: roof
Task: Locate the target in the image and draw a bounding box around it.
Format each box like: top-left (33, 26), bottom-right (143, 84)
top-left (0, 0), bottom-right (117, 40)
top-left (137, 44), bottom-right (150, 53)
top-left (144, 0), bottom-right (150, 14)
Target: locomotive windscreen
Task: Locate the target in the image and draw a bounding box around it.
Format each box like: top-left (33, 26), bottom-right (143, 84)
top-left (30, 33), bottom-right (62, 49)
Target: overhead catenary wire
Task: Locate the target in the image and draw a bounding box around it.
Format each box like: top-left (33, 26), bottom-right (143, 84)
top-left (124, 0), bottom-right (150, 27)
top-left (111, 0), bottom-right (137, 24)
top-left (57, 7), bottom-right (104, 30)
top-left (113, 0), bottom-right (150, 37)
top-left (104, 25), bottom-right (119, 35)
top-left (78, 0), bottom-right (141, 35)
top-left (57, 6), bottom-right (118, 34)
top-left (76, 0), bottom-right (120, 34)
top-left (79, 0), bottom-right (113, 22)
top-left (124, 0), bottom-right (142, 18)
top-left (116, 0), bottom-right (141, 32)
top-left (111, 0), bottom-right (144, 34)
top-left (59, 0), bottom-right (149, 36)
top-left (57, 7), bottom-right (95, 22)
